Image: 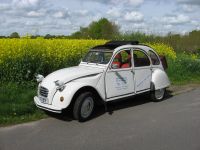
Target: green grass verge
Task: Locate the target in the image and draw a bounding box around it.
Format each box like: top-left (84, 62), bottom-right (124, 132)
top-left (0, 83), bottom-right (46, 126)
top-left (167, 53), bottom-right (200, 85)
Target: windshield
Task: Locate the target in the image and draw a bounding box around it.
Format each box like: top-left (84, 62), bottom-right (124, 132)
top-left (83, 51), bottom-right (113, 64)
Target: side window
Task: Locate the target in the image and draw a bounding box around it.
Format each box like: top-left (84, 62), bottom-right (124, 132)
top-left (148, 50), bottom-right (160, 65)
top-left (111, 50), bottom-right (132, 69)
top-left (133, 50), bottom-right (150, 67)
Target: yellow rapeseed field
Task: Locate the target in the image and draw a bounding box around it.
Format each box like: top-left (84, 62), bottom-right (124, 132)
top-left (146, 43), bottom-right (177, 60)
top-left (0, 39), bottom-right (176, 81)
top-left (0, 38), bottom-right (107, 64)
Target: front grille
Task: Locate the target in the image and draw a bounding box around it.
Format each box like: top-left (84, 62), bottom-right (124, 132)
top-left (39, 86), bottom-right (49, 98)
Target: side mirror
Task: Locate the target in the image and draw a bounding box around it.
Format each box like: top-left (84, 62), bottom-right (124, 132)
top-left (111, 64), bottom-right (119, 69)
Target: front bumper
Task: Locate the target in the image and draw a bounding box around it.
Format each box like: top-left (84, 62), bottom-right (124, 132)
top-left (34, 96), bottom-right (62, 113)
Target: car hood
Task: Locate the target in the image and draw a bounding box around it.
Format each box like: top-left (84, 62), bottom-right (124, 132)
top-left (40, 66), bottom-right (104, 89)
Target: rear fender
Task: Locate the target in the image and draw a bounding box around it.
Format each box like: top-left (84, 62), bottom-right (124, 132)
top-left (151, 69), bottom-right (170, 90)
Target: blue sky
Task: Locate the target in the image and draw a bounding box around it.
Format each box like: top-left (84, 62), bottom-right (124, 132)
top-left (0, 0), bottom-right (199, 36)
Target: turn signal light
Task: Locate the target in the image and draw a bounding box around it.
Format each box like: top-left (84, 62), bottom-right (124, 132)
top-left (60, 96), bottom-right (64, 102)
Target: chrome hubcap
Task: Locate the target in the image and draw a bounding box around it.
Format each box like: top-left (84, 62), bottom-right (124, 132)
top-left (155, 89), bottom-right (165, 100)
top-left (81, 97), bottom-right (94, 118)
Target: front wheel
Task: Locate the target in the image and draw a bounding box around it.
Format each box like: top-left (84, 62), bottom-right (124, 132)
top-left (151, 88), bottom-right (166, 102)
top-left (73, 92), bottom-right (95, 122)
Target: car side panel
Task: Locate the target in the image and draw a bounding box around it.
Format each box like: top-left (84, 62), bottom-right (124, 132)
top-left (96, 72), bottom-right (106, 100)
top-left (135, 67), bottom-right (152, 92)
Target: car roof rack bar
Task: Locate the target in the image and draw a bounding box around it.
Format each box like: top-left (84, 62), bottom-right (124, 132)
top-left (91, 40), bottom-right (140, 50)
top-left (105, 40), bottom-right (139, 46)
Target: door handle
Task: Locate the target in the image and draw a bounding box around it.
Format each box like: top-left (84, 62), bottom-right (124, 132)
top-left (131, 70), bottom-right (135, 75)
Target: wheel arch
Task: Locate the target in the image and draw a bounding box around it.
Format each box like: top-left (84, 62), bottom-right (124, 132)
top-left (70, 86), bottom-right (105, 107)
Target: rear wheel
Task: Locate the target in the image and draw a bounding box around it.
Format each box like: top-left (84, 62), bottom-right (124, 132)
top-left (151, 88), bottom-right (166, 102)
top-left (73, 92), bottom-right (95, 122)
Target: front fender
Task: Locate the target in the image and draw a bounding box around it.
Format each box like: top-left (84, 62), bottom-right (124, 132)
top-left (151, 69), bottom-right (170, 90)
top-left (52, 82), bottom-right (94, 109)
top-left (52, 73), bottom-right (103, 109)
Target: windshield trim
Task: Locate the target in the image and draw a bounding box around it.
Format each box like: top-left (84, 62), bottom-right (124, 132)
top-left (80, 62), bottom-right (108, 67)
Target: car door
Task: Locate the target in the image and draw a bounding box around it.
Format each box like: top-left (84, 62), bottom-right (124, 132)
top-left (105, 49), bottom-right (135, 99)
top-left (133, 49), bottom-right (152, 93)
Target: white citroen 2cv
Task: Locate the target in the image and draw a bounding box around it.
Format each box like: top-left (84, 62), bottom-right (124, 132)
top-left (34, 41), bottom-right (170, 121)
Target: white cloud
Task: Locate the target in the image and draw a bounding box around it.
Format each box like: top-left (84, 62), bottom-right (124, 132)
top-left (181, 4), bottom-right (196, 12)
top-left (107, 8), bottom-right (121, 18)
top-left (132, 22), bottom-right (146, 28)
top-left (53, 10), bottom-right (69, 19)
top-left (25, 20), bottom-right (44, 26)
top-left (0, 3), bottom-right (10, 11)
top-left (191, 20), bottom-right (199, 26)
top-left (128, 0), bottom-right (144, 6)
top-left (27, 10), bottom-right (45, 17)
top-left (12, 0), bottom-right (40, 8)
top-left (83, 0), bottom-right (144, 6)
top-left (76, 10), bottom-right (89, 16)
top-left (164, 24), bottom-right (173, 29)
top-left (110, 0), bottom-right (144, 6)
top-left (0, 0), bottom-right (199, 36)
top-left (92, 13), bottom-right (102, 21)
top-left (177, 0), bottom-right (200, 5)
top-left (124, 11), bottom-right (144, 22)
top-left (180, 30), bottom-right (188, 35)
top-left (0, 18), bottom-right (6, 25)
top-left (176, 0), bottom-right (200, 14)
top-left (162, 14), bottom-right (190, 25)
top-left (120, 22), bottom-right (147, 33)
top-left (191, 20), bottom-right (200, 31)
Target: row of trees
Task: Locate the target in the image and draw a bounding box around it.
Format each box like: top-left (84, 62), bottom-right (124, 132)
top-left (70, 18), bottom-right (119, 39)
top-left (0, 32), bottom-right (70, 39)
top-left (0, 32), bottom-right (20, 38)
top-left (1, 18), bottom-right (119, 39)
top-left (1, 18), bottom-right (200, 52)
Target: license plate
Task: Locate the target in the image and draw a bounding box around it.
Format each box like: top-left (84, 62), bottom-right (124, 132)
top-left (39, 96), bottom-right (48, 104)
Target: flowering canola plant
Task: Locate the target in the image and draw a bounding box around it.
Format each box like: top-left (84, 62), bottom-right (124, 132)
top-left (0, 39), bottom-right (176, 82)
top-left (146, 43), bottom-right (176, 60)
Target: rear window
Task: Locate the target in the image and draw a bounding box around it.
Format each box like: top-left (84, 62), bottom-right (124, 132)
top-left (148, 50), bottom-right (160, 65)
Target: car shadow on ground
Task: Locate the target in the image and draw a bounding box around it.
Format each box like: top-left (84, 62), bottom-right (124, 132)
top-left (46, 90), bottom-right (173, 122)
top-left (105, 90), bottom-right (173, 116)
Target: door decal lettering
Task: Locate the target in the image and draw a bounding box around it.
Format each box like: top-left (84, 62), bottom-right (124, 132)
top-left (115, 77), bottom-right (128, 90)
top-left (114, 72), bottom-right (128, 90)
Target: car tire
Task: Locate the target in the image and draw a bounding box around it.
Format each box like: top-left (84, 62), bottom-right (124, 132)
top-left (151, 88), bottom-right (166, 102)
top-left (73, 92), bottom-right (95, 122)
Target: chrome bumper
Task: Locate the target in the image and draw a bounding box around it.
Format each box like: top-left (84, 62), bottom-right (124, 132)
top-left (34, 96), bottom-right (62, 113)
